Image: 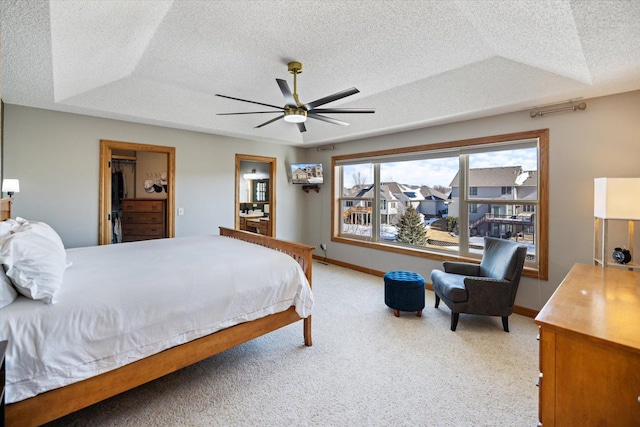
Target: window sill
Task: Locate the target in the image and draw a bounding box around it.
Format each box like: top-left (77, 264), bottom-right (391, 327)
top-left (331, 235), bottom-right (545, 280)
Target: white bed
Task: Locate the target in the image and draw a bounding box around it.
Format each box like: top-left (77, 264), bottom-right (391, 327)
top-left (1, 235), bottom-right (313, 404)
top-left (0, 203), bottom-right (314, 426)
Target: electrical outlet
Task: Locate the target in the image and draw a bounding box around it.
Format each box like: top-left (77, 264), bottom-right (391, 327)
top-left (320, 243), bottom-right (327, 251)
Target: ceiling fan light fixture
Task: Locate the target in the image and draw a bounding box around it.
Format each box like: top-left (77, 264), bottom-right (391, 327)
top-left (284, 107), bottom-right (307, 123)
top-left (216, 61), bottom-right (374, 132)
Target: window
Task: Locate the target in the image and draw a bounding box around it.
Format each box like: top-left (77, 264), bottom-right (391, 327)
top-left (339, 164), bottom-right (374, 238)
top-left (332, 129), bottom-right (549, 279)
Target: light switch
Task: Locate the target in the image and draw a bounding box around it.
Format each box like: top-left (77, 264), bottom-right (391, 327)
top-left (178, 207), bottom-right (184, 216)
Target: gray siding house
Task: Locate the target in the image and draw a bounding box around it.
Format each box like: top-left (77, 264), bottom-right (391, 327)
top-left (448, 166), bottom-right (537, 239)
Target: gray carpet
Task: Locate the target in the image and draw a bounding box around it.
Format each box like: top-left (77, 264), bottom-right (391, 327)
top-left (48, 261), bottom-right (539, 426)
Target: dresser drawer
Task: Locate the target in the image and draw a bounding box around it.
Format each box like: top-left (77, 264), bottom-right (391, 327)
top-left (246, 219), bottom-right (268, 234)
top-left (123, 213), bottom-right (164, 224)
top-left (122, 234), bottom-right (164, 243)
top-left (122, 223), bottom-right (164, 237)
top-left (122, 199), bottom-right (164, 213)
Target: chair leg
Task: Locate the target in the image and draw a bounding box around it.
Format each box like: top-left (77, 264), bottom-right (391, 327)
top-left (450, 312), bottom-right (459, 331)
top-left (502, 316), bottom-right (509, 332)
top-left (435, 294), bottom-right (440, 308)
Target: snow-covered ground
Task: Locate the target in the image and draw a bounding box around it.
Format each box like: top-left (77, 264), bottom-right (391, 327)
top-left (341, 223), bottom-right (536, 256)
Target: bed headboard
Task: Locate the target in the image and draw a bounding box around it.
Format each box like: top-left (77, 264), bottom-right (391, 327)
top-left (0, 198), bottom-right (11, 220)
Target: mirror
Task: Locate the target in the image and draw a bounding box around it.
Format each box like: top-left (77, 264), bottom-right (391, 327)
top-left (235, 154), bottom-right (276, 237)
top-left (99, 140), bottom-right (175, 245)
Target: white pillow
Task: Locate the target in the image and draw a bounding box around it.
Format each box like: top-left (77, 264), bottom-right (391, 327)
top-left (15, 217), bottom-right (66, 252)
top-left (0, 267), bottom-right (18, 309)
top-left (0, 219), bottom-right (20, 241)
top-left (0, 230), bottom-right (69, 304)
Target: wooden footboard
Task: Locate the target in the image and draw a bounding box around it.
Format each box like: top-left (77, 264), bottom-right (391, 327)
top-left (6, 229), bottom-right (314, 427)
top-left (219, 227), bottom-right (314, 347)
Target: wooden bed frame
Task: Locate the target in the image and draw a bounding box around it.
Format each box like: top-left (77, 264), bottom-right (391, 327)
top-left (2, 213), bottom-right (314, 426)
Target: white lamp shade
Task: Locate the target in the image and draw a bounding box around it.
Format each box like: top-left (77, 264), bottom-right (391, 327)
top-left (2, 179), bottom-right (20, 194)
top-left (594, 177), bottom-right (640, 219)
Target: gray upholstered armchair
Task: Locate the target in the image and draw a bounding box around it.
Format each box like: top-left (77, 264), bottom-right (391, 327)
top-left (430, 237), bottom-right (527, 332)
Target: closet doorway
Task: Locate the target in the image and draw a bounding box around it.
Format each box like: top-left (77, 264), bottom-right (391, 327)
top-left (235, 154), bottom-right (276, 237)
top-left (99, 140), bottom-right (176, 245)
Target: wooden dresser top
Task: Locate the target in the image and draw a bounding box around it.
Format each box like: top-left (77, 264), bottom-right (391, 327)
top-left (535, 263), bottom-right (640, 353)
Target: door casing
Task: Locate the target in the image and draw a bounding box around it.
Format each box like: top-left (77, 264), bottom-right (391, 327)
top-left (235, 154), bottom-right (276, 237)
top-left (99, 139), bottom-right (176, 245)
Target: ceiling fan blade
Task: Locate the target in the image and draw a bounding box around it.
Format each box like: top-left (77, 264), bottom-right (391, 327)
top-left (296, 122), bottom-right (307, 133)
top-left (304, 87), bottom-right (360, 110)
top-left (307, 112), bottom-right (349, 126)
top-left (276, 79), bottom-right (297, 108)
top-left (216, 94), bottom-right (283, 110)
top-left (217, 111), bottom-right (284, 115)
top-left (311, 108), bottom-right (375, 114)
top-left (255, 115), bottom-right (284, 128)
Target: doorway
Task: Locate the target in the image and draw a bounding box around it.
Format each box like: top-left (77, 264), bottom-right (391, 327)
top-left (235, 154), bottom-right (276, 237)
top-left (99, 140), bottom-right (176, 245)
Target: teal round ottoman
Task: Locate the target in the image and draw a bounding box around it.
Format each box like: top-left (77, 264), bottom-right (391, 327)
top-left (384, 270), bottom-right (425, 317)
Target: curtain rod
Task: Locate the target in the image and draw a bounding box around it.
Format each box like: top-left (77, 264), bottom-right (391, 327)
top-left (530, 101), bottom-right (586, 118)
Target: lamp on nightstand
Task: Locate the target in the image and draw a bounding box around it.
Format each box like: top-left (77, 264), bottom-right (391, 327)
top-left (593, 177), bottom-right (640, 269)
top-left (594, 178), bottom-right (640, 220)
top-left (2, 179), bottom-right (20, 197)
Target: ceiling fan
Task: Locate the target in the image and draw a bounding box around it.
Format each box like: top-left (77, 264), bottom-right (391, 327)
top-left (215, 62), bottom-right (374, 133)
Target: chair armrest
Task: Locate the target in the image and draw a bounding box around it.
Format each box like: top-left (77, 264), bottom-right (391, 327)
top-left (463, 277), bottom-right (513, 315)
top-left (443, 261), bottom-right (480, 276)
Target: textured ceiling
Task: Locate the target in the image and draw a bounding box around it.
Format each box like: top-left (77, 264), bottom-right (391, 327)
top-left (1, 0), bottom-right (639, 147)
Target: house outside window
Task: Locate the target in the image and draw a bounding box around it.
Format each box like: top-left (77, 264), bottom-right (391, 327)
top-left (332, 129), bottom-right (549, 279)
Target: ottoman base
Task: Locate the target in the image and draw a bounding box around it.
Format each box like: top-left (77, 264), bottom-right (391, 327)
top-left (394, 308), bottom-right (422, 318)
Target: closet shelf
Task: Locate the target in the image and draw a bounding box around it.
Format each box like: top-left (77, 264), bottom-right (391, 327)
top-left (112, 155), bottom-right (137, 162)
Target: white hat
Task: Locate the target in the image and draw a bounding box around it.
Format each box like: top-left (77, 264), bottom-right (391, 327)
top-left (144, 179), bottom-right (155, 193)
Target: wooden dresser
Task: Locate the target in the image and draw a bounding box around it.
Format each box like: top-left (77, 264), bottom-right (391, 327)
top-left (535, 263), bottom-right (640, 426)
top-left (121, 199), bottom-right (166, 242)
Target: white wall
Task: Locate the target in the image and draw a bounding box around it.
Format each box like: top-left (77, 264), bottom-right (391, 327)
top-left (303, 90), bottom-right (640, 310)
top-left (3, 105), bottom-right (308, 248)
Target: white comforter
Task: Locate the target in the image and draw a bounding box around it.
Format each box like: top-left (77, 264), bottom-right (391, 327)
top-left (0, 235), bottom-right (313, 403)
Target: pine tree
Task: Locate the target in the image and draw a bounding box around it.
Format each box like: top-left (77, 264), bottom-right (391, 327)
top-left (395, 205), bottom-right (427, 246)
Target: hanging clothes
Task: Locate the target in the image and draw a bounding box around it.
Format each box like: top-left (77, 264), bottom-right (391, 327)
top-left (112, 171), bottom-right (124, 205)
top-left (113, 216), bottom-right (122, 244)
